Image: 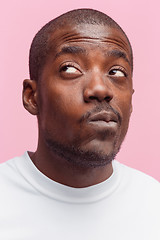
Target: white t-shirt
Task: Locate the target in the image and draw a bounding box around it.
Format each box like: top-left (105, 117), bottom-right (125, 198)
top-left (0, 152), bottom-right (160, 240)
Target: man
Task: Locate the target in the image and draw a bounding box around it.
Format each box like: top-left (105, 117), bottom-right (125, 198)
top-left (0, 9), bottom-right (159, 239)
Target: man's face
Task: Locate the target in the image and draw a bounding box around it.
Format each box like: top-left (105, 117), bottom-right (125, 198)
top-left (36, 23), bottom-right (133, 167)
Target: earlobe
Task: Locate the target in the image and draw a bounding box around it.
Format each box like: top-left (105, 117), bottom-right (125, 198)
top-left (22, 79), bottom-right (38, 115)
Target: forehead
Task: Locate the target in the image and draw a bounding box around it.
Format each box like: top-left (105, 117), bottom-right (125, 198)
top-left (48, 23), bottom-right (131, 58)
top-left (46, 24), bottom-right (133, 71)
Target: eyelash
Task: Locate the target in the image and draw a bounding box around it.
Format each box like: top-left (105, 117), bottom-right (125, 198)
top-left (109, 66), bottom-right (127, 77)
top-left (59, 63), bottom-right (80, 72)
top-left (59, 63), bottom-right (128, 80)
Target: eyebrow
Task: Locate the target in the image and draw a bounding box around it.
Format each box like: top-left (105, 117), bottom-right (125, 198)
top-left (55, 46), bottom-right (86, 59)
top-left (55, 45), bottom-right (130, 65)
top-left (106, 49), bottom-right (130, 64)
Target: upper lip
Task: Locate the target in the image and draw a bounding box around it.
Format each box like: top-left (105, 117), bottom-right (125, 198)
top-left (87, 111), bottom-right (118, 123)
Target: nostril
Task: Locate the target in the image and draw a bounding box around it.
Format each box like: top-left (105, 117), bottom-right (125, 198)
top-left (89, 96), bottom-right (97, 100)
top-left (84, 92), bottom-right (113, 103)
top-left (84, 95), bottom-right (97, 103)
top-left (104, 96), bottom-right (112, 102)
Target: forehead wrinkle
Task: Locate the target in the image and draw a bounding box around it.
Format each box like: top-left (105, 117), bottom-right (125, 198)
top-left (48, 27), bottom-right (131, 58)
top-left (48, 31), bottom-right (131, 65)
top-left (57, 37), bottom-right (129, 56)
top-left (50, 29), bottom-right (128, 47)
top-left (60, 35), bottom-right (126, 46)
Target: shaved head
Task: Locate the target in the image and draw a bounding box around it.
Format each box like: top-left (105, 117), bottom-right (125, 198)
top-left (29, 8), bottom-right (133, 82)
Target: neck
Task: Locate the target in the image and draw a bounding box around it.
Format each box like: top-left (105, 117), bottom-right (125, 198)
top-left (29, 140), bottom-right (113, 188)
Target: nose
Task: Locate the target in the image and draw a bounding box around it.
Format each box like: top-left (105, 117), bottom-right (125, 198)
top-left (83, 73), bottom-right (113, 103)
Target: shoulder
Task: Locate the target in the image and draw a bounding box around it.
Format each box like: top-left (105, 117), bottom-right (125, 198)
top-left (114, 160), bottom-right (159, 183)
top-left (120, 161), bottom-right (159, 185)
top-left (114, 160), bottom-right (160, 200)
top-left (0, 153), bottom-right (29, 186)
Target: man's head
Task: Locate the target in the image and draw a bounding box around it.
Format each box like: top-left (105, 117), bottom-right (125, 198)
top-left (23, 8), bottom-right (134, 168)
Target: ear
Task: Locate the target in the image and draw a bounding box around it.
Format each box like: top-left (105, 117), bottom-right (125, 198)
top-left (22, 79), bottom-right (38, 115)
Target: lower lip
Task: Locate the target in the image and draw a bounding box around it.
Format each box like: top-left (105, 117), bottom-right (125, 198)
top-left (88, 120), bottom-right (118, 129)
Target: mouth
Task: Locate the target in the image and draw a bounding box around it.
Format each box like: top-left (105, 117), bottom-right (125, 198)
top-left (87, 111), bottom-right (118, 130)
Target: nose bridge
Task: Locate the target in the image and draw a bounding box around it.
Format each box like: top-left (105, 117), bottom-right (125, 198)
top-left (84, 67), bottom-right (113, 102)
top-left (90, 69), bottom-right (106, 88)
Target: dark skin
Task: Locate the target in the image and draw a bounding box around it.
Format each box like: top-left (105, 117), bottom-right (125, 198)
top-left (23, 23), bottom-right (134, 188)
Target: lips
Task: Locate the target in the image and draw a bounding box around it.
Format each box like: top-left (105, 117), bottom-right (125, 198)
top-left (86, 110), bottom-right (119, 132)
top-left (88, 111), bottom-right (118, 124)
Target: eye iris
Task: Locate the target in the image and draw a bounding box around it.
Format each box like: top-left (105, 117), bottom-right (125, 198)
top-left (110, 69), bottom-right (117, 75)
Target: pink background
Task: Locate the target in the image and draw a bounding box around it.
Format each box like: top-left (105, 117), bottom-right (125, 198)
top-left (1, 0), bottom-right (160, 181)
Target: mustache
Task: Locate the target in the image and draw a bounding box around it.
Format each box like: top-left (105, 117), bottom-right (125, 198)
top-left (79, 103), bottom-right (121, 124)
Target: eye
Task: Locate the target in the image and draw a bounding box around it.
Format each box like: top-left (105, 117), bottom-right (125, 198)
top-left (59, 63), bottom-right (82, 79)
top-left (61, 65), bottom-right (78, 73)
top-left (109, 68), bottom-right (127, 77)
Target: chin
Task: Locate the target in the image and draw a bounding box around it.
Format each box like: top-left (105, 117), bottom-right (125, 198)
top-left (45, 136), bottom-right (120, 168)
top-left (76, 140), bottom-right (120, 168)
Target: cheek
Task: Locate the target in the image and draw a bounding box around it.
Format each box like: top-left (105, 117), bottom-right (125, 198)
top-left (116, 92), bottom-right (132, 136)
top-left (51, 85), bottom-right (83, 120)
top-left (115, 88), bottom-right (132, 115)
top-left (38, 83), bottom-right (84, 141)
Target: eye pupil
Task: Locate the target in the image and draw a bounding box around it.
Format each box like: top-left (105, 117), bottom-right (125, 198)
top-left (61, 66), bottom-right (68, 71)
top-left (110, 69), bottom-right (117, 75)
